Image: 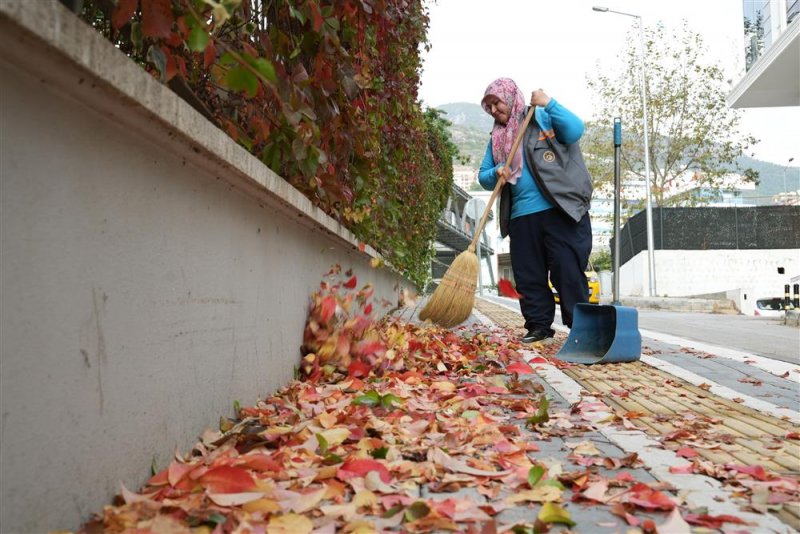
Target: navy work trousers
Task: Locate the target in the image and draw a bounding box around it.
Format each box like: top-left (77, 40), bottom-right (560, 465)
top-left (509, 208), bottom-right (592, 330)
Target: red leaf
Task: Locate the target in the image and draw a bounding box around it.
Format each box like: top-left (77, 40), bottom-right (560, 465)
top-left (669, 463), bottom-right (695, 474)
top-left (319, 295), bottom-right (337, 323)
top-left (615, 472), bottom-right (636, 482)
top-left (610, 389), bottom-right (629, 398)
top-left (344, 275), bottom-right (358, 289)
top-left (685, 513), bottom-right (752, 529)
top-left (676, 447), bottom-right (699, 458)
top-left (498, 278), bottom-right (522, 299)
top-left (347, 360), bottom-right (370, 378)
top-left (198, 466), bottom-right (256, 493)
top-left (141, 0), bottom-right (174, 39)
top-left (111, 0), bottom-right (137, 30)
top-left (506, 361), bottom-right (534, 375)
top-left (364, 303), bottom-right (373, 315)
top-left (338, 458), bottom-right (391, 483)
top-left (203, 39), bottom-right (217, 69)
top-left (627, 483), bottom-right (676, 511)
top-left (786, 432), bottom-right (800, 440)
top-left (725, 463), bottom-right (770, 480)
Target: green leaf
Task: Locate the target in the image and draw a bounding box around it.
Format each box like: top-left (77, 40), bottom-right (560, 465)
top-left (383, 504), bottom-right (404, 518)
top-left (233, 400), bottom-right (241, 415)
top-left (461, 410), bottom-right (479, 420)
top-left (380, 393), bottom-right (402, 409)
top-left (511, 526), bottom-right (534, 534)
top-left (404, 501), bottom-right (430, 521)
top-left (188, 26), bottom-right (210, 52)
top-left (316, 433), bottom-right (329, 455)
top-left (249, 57), bottom-right (277, 84)
top-left (322, 453), bottom-right (342, 465)
top-left (130, 21), bottom-right (142, 51)
top-left (527, 395), bottom-right (550, 426)
top-left (537, 502), bottom-right (576, 527)
top-left (353, 390), bottom-right (381, 406)
top-left (224, 67), bottom-right (258, 97)
top-left (528, 465), bottom-right (546, 487)
top-left (370, 447), bottom-right (389, 459)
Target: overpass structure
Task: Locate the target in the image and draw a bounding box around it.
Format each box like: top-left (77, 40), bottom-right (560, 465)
top-left (431, 183), bottom-right (495, 291)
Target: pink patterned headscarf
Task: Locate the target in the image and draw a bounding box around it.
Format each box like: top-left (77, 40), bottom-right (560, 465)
top-left (482, 78), bottom-right (526, 185)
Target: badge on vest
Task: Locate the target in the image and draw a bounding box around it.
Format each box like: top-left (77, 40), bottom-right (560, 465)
top-left (543, 150), bottom-right (556, 163)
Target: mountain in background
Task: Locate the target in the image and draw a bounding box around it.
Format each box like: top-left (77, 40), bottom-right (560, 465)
top-left (437, 102), bottom-right (493, 131)
top-left (435, 102), bottom-right (799, 205)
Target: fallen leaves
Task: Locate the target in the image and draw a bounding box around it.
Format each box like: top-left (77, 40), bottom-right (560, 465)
top-left (78, 268), bottom-right (780, 534)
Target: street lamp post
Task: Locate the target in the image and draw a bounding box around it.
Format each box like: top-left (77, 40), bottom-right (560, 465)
top-left (783, 157), bottom-right (795, 194)
top-left (592, 6), bottom-right (657, 297)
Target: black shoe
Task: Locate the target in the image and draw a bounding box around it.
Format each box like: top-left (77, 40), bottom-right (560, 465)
top-left (521, 328), bottom-right (555, 343)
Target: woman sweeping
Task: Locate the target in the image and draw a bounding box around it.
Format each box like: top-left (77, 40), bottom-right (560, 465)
top-left (479, 78), bottom-right (593, 343)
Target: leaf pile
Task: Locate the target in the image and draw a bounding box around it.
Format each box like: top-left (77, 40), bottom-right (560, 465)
top-left (77, 274), bottom-right (776, 533)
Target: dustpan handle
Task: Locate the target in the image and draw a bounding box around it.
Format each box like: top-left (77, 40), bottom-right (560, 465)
top-left (469, 105), bottom-right (536, 252)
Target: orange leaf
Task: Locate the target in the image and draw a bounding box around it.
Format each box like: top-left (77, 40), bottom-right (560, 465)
top-left (498, 278), bottom-right (522, 299)
top-left (198, 466), bottom-right (256, 493)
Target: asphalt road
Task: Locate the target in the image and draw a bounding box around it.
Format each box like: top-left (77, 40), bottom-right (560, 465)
top-left (635, 310), bottom-right (799, 365)
top-left (482, 295), bottom-right (800, 365)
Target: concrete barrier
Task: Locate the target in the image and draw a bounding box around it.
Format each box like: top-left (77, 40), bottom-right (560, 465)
top-left (0, 2), bottom-right (412, 531)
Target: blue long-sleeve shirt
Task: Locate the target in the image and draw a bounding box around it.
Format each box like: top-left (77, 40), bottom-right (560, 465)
top-left (478, 98), bottom-right (584, 219)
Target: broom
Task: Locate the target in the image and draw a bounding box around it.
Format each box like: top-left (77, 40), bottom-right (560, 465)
top-left (419, 105), bottom-right (535, 328)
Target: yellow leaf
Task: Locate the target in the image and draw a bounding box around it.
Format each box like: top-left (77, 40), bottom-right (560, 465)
top-left (267, 513), bottom-right (313, 534)
top-left (353, 489), bottom-right (378, 508)
top-left (504, 485), bottom-right (562, 504)
top-left (318, 411), bottom-right (337, 429)
top-left (242, 498), bottom-right (281, 513)
top-left (319, 427), bottom-right (350, 447)
top-left (538, 502), bottom-right (576, 527)
top-left (431, 381), bottom-right (456, 393)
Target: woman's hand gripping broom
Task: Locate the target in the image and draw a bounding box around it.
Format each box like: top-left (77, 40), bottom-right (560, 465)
top-left (419, 106), bottom-right (535, 327)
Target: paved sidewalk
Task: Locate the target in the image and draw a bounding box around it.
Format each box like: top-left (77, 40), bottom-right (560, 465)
top-left (75, 295), bottom-right (799, 534)
top-left (472, 296), bottom-right (800, 533)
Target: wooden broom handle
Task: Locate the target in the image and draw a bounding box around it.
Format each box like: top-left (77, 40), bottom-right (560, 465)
top-left (469, 105), bottom-right (536, 251)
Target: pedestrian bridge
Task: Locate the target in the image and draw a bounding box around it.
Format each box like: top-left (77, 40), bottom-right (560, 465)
top-left (431, 183), bottom-right (495, 288)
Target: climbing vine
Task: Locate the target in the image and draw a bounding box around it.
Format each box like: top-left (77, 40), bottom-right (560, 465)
top-left (79, 0), bottom-right (454, 286)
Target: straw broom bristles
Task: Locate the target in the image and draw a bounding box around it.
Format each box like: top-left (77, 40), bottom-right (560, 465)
top-left (418, 245), bottom-right (479, 328)
top-left (418, 105), bottom-right (535, 329)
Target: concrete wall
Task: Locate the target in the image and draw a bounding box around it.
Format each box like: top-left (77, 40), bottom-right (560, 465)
top-left (0, 2), bottom-right (411, 531)
top-left (619, 249), bottom-right (800, 308)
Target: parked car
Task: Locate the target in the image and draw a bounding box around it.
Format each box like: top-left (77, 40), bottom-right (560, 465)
top-left (754, 297), bottom-right (786, 317)
top-left (551, 261), bottom-right (601, 304)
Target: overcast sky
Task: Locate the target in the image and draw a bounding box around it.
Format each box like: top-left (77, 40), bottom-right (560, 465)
top-left (418, 0), bottom-right (799, 166)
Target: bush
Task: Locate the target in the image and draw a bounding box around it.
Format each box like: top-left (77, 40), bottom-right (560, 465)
top-left (591, 249), bottom-right (612, 272)
top-left (79, 0), bottom-right (452, 287)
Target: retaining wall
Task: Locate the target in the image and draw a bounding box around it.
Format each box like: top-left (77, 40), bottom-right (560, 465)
top-left (0, 2), bottom-right (411, 531)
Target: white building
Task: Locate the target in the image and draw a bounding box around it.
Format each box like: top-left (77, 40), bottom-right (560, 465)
top-left (728, 0), bottom-right (799, 107)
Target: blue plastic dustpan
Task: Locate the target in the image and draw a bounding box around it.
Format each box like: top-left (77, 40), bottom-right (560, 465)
top-left (555, 303), bottom-right (641, 364)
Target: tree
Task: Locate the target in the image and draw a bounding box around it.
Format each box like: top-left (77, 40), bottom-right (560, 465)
top-left (584, 23), bottom-right (759, 208)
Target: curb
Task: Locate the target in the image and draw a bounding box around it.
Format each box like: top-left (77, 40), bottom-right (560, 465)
top-left (599, 296), bottom-right (738, 314)
top-left (786, 310), bottom-right (800, 328)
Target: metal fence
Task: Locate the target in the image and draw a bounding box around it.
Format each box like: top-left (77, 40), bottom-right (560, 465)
top-left (611, 206), bottom-right (800, 265)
